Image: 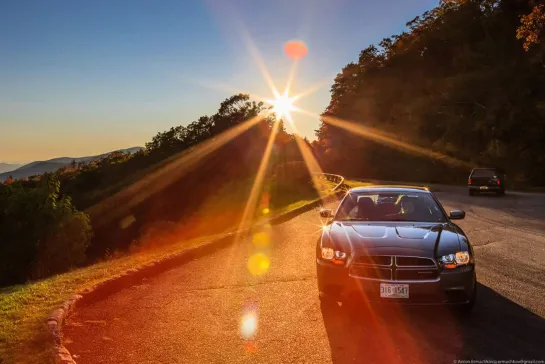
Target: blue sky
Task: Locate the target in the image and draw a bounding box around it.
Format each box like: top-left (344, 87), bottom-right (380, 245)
top-left (0, 0), bottom-right (438, 163)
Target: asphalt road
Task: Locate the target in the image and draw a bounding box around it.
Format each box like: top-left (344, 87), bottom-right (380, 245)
top-left (64, 187), bottom-right (545, 363)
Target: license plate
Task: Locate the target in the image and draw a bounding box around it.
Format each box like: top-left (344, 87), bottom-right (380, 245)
top-left (480, 186), bottom-right (488, 190)
top-left (380, 283), bottom-right (409, 298)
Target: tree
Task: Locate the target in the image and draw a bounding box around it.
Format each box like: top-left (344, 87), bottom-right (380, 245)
top-left (315, 0), bottom-right (545, 187)
top-left (517, 4), bottom-right (545, 51)
top-left (0, 176), bottom-right (92, 285)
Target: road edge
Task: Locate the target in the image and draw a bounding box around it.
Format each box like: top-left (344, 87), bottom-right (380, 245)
top-left (47, 178), bottom-right (345, 364)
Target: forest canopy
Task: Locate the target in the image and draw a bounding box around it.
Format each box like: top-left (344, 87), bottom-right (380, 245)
top-left (314, 0), bottom-right (545, 186)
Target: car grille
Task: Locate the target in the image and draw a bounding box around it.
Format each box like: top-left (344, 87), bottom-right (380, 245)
top-left (396, 269), bottom-right (439, 280)
top-left (350, 266), bottom-right (392, 280)
top-left (350, 255), bottom-right (438, 281)
top-left (395, 256), bottom-right (435, 267)
top-left (352, 255), bottom-right (392, 266)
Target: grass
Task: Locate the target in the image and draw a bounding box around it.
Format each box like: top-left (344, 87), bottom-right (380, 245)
top-left (0, 178), bottom-right (340, 364)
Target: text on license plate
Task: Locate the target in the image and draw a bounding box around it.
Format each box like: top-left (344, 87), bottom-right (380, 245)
top-left (480, 186), bottom-right (488, 190)
top-left (380, 283), bottom-right (409, 298)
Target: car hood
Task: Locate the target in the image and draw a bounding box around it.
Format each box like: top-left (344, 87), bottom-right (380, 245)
top-left (325, 221), bottom-right (461, 258)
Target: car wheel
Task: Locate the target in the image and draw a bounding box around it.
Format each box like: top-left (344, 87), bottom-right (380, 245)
top-left (497, 190), bottom-right (505, 196)
top-left (469, 190), bottom-right (475, 196)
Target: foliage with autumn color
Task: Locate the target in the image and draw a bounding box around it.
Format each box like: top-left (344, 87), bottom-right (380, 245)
top-left (314, 0), bottom-right (545, 187)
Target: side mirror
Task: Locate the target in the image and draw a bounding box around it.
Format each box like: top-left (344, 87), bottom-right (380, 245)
top-left (319, 209), bottom-right (333, 218)
top-left (449, 210), bottom-right (465, 220)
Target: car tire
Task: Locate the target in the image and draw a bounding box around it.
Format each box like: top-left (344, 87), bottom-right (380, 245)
top-left (469, 190), bottom-right (475, 196)
top-left (497, 190), bottom-right (505, 196)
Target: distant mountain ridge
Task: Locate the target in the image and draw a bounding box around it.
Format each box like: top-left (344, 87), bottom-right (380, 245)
top-left (0, 163), bottom-right (22, 174)
top-left (0, 147), bottom-right (143, 182)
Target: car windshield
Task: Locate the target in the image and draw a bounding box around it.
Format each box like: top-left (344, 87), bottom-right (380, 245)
top-left (471, 169), bottom-right (497, 178)
top-left (335, 191), bottom-right (447, 223)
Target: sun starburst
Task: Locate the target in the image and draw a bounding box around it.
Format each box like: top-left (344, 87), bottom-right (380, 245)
top-left (267, 90), bottom-right (297, 121)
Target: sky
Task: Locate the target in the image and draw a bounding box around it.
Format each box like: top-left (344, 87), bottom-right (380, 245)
top-left (0, 0), bottom-right (438, 164)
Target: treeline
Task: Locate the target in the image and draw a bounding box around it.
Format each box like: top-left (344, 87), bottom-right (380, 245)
top-left (0, 178), bottom-right (92, 285)
top-left (314, 0), bottom-right (545, 187)
top-left (0, 94), bottom-right (315, 286)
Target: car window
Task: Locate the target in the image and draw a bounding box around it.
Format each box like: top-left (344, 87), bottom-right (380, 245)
top-left (471, 169), bottom-right (497, 178)
top-left (335, 192), bottom-right (447, 222)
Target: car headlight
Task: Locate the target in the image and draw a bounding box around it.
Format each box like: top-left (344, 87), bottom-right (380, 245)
top-left (321, 247), bottom-right (347, 264)
top-left (439, 251), bottom-right (471, 268)
top-left (321, 247), bottom-right (334, 260)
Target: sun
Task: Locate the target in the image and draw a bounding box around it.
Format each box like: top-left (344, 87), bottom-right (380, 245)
top-left (267, 90), bottom-right (297, 121)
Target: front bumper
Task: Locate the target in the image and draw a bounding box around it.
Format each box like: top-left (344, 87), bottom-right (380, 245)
top-left (317, 259), bottom-right (475, 305)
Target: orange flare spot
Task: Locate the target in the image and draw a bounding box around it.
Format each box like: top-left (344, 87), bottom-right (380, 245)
top-left (284, 40), bottom-right (308, 60)
top-left (244, 341), bottom-right (257, 353)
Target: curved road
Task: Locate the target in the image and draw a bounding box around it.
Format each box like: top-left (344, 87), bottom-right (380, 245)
top-left (65, 187), bottom-right (545, 363)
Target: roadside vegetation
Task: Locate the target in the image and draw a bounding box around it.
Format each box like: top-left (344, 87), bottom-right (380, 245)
top-left (0, 177), bottom-right (93, 286)
top-left (313, 0), bottom-right (545, 189)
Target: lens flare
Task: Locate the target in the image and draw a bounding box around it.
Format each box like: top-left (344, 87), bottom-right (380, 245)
top-left (247, 253), bottom-right (270, 276)
top-left (284, 40), bottom-right (308, 60)
top-left (296, 109), bottom-right (475, 170)
top-left (87, 114), bottom-right (264, 227)
top-left (284, 112), bottom-right (331, 203)
top-left (267, 91), bottom-right (296, 121)
top-left (236, 121), bottom-right (280, 237)
top-left (240, 311), bottom-right (258, 340)
top-left (252, 231), bottom-right (270, 249)
top-left (244, 341), bottom-right (257, 353)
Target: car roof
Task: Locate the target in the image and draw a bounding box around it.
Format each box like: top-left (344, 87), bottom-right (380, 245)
top-left (348, 185), bottom-right (431, 194)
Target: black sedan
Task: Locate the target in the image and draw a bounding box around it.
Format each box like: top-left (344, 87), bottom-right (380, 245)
top-left (317, 186), bottom-right (476, 313)
top-left (468, 167), bottom-right (506, 196)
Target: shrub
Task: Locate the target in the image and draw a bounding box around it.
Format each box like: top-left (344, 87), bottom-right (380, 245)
top-left (0, 177), bottom-right (92, 286)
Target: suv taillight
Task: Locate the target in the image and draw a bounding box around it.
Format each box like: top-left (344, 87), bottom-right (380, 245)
top-left (497, 179), bottom-right (501, 185)
top-left (468, 178), bottom-right (472, 185)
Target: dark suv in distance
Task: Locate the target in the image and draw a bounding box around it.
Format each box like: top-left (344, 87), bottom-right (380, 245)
top-left (468, 168), bottom-right (506, 196)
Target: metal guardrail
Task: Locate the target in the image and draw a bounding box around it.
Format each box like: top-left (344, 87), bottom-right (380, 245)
top-left (313, 173), bottom-right (345, 192)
